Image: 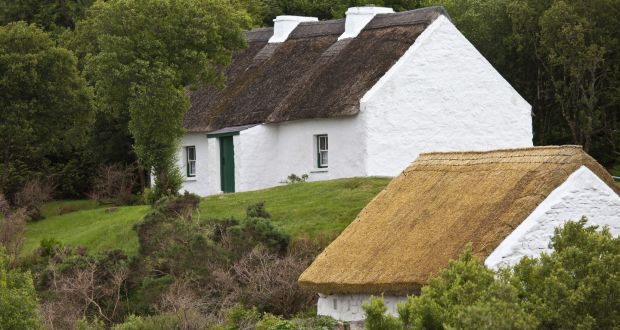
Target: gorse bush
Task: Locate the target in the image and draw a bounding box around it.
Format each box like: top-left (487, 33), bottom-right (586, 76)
top-left (365, 219), bottom-right (619, 330)
top-left (362, 296), bottom-right (403, 330)
top-left (246, 201), bottom-right (271, 219)
top-left (0, 247), bottom-right (41, 329)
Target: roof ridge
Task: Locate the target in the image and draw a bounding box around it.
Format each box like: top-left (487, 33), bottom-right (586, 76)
top-left (419, 145), bottom-right (583, 157)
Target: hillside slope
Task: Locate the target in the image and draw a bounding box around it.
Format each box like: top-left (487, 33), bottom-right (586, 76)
top-left (24, 177), bottom-right (390, 256)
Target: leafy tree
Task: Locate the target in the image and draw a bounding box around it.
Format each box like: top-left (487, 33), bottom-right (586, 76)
top-left (0, 247), bottom-right (41, 329)
top-left (0, 22), bottom-right (92, 198)
top-left (0, 0), bottom-right (95, 30)
top-left (72, 0), bottom-right (250, 198)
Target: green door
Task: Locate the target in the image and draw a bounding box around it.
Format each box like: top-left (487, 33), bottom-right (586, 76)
top-left (219, 136), bottom-right (235, 193)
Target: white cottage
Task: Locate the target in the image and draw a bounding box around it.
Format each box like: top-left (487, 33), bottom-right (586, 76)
top-left (180, 6), bottom-right (533, 195)
top-left (298, 146), bottom-right (620, 322)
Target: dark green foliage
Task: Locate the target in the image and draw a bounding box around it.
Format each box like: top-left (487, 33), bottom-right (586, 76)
top-left (111, 314), bottom-right (182, 330)
top-left (227, 217), bottom-right (291, 257)
top-left (247, 201), bottom-right (272, 219)
top-left (213, 305), bottom-right (338, 330)
top-left (362, 296), bottom-right (403, 330)
top-left (400, 245), bottom-right (536, 330)
top-left (0, 247), bottom-right (41, 329)
top-left (369, 220), bottom-right (619, 329)
top-left (0, 0), bottom-right (95, 30)
top-left (135, 192), bottom-right (221, 276)
top-left (71, 0), bottom-right (251, 198)
top-left (510, 219), bottom-right (620, 329)
top-left (0, 22), bottom-right (92, 199)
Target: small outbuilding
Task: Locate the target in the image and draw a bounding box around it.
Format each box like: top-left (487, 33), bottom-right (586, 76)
top-left (298, 146), bottom-right (620, 322)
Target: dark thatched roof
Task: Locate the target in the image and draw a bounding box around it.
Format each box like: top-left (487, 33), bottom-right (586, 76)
top-left (184, 6), bottom-right (449, 132)
top-left (298, 146), bottom-right (620, 294)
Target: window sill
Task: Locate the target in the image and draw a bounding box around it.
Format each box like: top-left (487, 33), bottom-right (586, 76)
top-left (310, 169), bottom-right (328, 173)
top-left (184, 177), bottom-right (198, 182)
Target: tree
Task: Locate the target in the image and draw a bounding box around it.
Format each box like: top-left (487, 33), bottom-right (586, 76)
top-left (0, 0), bottom-right (95, 30)
top-left (0, 22), bottom-right (92, 199)
top-left (0, 247), bottom-right (41, 329)
top-left (72, 0), bottom-right (250, 198)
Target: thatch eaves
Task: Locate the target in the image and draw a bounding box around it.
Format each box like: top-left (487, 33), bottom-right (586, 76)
top-left (298, 146), bottom-right (619, 294)
top-left (184, 7), bottom-right (448, 132)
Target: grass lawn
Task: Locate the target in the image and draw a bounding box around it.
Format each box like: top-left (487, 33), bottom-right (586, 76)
top-left (24, 205), bottom-right (149, 256)
top-left (40, 199), bottom-right (103, 218)
top-left (24, 177), bottom-right (391, 256)
top-left (199, 177), bottom-right (390, 238)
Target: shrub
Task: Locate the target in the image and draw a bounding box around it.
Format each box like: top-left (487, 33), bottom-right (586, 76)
top-left (226, 217), bottom-right (290, 257)
top-left (40, 248), bottom-right (131, 327)
top-left (0, 247), bottom-right (41, 329)
top-left (90, 164), bottom-right (137, 206)
top-left (14, 177), bottom-right (55, 221)
top-left (112, 314), bottom-right (182, 330)
top-left (230, 247), bottom-right (316, 316)
top-left (362, 296), bottom-right (403, 330)
top-left (399, 245), bottom-right (536, 330)
top-left (246, 201), bottom-right (271, 219)
top-left (368, 220), bottom-right (619, 329)
top-left (284, 174), bottom-right (308, 184)
top-left (0, 194), bottom-right (27, 260)
top-left (510, 218), bottom-right (620, 329)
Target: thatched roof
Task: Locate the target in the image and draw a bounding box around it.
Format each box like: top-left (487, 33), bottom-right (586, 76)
top-left (298, 146), bottom-right (619, 294)
top-left (184, 7), bottom-right (448, 132)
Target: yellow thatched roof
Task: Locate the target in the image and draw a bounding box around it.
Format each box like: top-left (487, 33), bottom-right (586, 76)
top-left (298, 146), bottom-right (619, 294)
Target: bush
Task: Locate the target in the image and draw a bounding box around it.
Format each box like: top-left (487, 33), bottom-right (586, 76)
top-left (214, 305), bottom-right (337, 330)
top-left (14, 178), bottom-right (55, 221)
top-left (226, 217), bottom-right (290, 257)
top-left (229, 247), bottom-right (316, 316)
top-left (90, 164), bottom-right (138, 206)
top-left (0, 247), bottom-right (41, 329)
top-left (510, 218), bottom-right (620, 329)
top-left (284, 174), bottom-right (308, 184)
top-left (0, 195), bottom-right (27, 260)
top-left (362, 296), bottom-right (402, 330)
top-left (246, 201), bottom-right (271, 219)
top-left (112, 314), bottom-right (182, 330)
top-left (368, 219), bottom-right (619, 329)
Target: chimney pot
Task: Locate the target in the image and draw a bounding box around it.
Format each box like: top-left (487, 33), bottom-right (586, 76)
top-left (338, 6), bottom-right (394, 40)
top-left (269, 15), bottom-right (318, 43)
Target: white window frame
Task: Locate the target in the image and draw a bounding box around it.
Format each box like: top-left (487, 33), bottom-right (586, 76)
top-left (316, 134), bottom-right (328, 168)
top-left (186, 146), bottom-right (196, 177)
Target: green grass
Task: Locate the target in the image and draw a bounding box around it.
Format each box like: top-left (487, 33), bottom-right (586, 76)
top-left (199, 177), bottom-right (390, 238)
top-left (40, 199), bottom-right (102, 218)
top-left (24, 205), bottom-right (149, 256)
top-left (24, 177), bottom-right (391, 256)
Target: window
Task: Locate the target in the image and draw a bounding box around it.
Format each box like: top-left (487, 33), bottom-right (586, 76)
top-left (186, 146), bottom-right (196, 177)
top-left (316, 135), bottom-right (328, 168)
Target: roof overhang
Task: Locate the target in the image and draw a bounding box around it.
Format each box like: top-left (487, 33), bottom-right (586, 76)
top-left (206, 124), bottom-right (259, 138)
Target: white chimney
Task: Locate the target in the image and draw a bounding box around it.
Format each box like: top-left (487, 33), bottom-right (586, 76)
top-left (338, 6), bottom-right (394, 40)
top-left (268, 15), bottom-right (318, 43)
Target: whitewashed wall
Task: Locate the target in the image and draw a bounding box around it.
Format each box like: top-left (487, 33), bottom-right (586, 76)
top-left (317, 293), bottom-right (406, 322)
top-left (486, 166), bottom-right (620, 269)
top-left (178, 117), bottom-right (366, 195)
top-left (361, 15), bottom-right (533, 177)
top-left (235, 117), bottom-right (366, 192)
top-left (178, 132), bottom-right (220, 196)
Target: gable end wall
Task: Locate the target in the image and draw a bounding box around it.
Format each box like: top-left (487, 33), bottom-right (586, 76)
top-left (361, 15), bottom-right (533, 176)
top-left (486, 166), bottom-right (620, 269)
